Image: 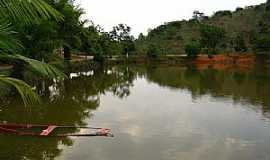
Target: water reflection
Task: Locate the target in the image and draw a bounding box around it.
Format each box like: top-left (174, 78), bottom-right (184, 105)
top-left (143, 65), bottom-right (270, 117)
top-left (0, 63), bottom-right (270, 160)
top-left (0, 65), bottom-right (135, 160)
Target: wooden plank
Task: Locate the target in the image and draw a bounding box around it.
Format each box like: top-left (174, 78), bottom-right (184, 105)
top-left (40, 126), bottom-right (57, 136)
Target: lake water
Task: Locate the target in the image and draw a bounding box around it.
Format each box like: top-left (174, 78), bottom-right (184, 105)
top-left (1, 64), bottom-right (270, 160)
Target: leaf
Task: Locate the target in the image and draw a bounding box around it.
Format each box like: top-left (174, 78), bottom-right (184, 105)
top-left (0, 0), bottom-right (63, 25)
top-left (0, 22), bottom-right (23, 53)
top-left (2, 54), bottom-right (67, 79)
top-left (0, 75), bottom-right (40, 106)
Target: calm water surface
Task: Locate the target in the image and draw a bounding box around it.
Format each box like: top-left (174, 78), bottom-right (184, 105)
top-left (1, 64), bottom-right (270, 160)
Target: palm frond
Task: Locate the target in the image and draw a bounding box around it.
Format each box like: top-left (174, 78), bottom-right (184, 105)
top-left (0, 22), bottom-right (23, 53)
top-left (0, 0), bottom-right (63, 24)
top-left (17, 55), bottom-right (67, 79)
top-left (2, 54), bottom-right (67, 79)
top-left (0, 75), bottom-right (40, 106)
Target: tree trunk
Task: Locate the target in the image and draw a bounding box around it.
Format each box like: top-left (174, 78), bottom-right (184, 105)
top-left (11, 61), bottom-right (24, 79)
top-left (64, 46), bottom-right (71, 60)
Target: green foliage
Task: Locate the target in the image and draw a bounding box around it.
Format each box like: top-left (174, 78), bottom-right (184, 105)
top-left (18, 20), bottom-right (61, 60)
top-left (14, 54), bottom-right (66, 79)
top-left (266, 4), bottom-right (270, 11)
top-left (0, 75), bottom-right (40, 106)
top-left (56, 1), bottom-right (85, 50)
top-left (235, 7), bottom-right (244, 12)
top-left (147, 44), bottom-right (160, 58)
top-left (0, 0), bottom-right (66, 106)
top-left (0, 22), bottom-right (23, 53)
top-left (136, 1), bottom-right (270, 55)
top-left (192, 11), bottom-right (205, 22)
top-left (93, 52), bottom-right (105, 62)
top-left (13, 0), bottom-right (85, 60)
top-left (136, 21), bottom-right (187, 55)
top-left (0, 0), bottom-right (63, 25)
top-left (213, 10), bottom-right (232, 18)
top-left (110, 24), bottom-right (135, 55)
top-left (251, 7), bottom-right (270, 52)
top-left (253, 36), bottom-right (270, 52)
top-left (200, 24), bottom-right (226, 54)
top-left (233, 33), bottom-right (247, 52)
top-left (185, 41), bottom-right (201, 57)
top-left (78, 23), bottom-right (135, 59)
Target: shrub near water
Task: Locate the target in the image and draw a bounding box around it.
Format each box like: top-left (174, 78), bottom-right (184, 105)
top-left (185, 41), bottom-right (201, 57)
top-left (147, 44), bottom-right (161, 58)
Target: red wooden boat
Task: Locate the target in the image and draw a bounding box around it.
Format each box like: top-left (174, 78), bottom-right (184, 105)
top-left (0, 123), bottom-right (114, 137)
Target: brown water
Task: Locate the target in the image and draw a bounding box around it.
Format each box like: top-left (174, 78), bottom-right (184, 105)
top-left (1, 64), bottom-right (270, 160)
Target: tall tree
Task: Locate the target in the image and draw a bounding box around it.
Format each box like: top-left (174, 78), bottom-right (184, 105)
top-left (55, 0), bottom-right (85, 60)
top-left (110, 24), bottom-right (135, 56)
top-left (0, 0), bottom-right (65, 106)
top-left (200, 24), bottom-right (226, 55)
top-left (192, 11), bottom-right (205, 22)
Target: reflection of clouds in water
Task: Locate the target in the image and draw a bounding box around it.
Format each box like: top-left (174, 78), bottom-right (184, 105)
top-left (124, 125), bottom-right (143, 137)
top-left (169, 125), bottom-right (206, 139)
top-left (107, 70), bottom-right (112, 74)
top-left (58, 76), bottom-right (270, 160)
top-left (70, 71), bottom-right (94, 79)
top-left (87, 96), bottom-right (99, 102)
top-left (163, 139), bottom-right (217, 160)
top-left (49, 83), bottom-right (60, 99)
top-left (224, 137), bottom-right (254, 150)
top-left (161, 137), bottom-right (254, 160)
top-left (117, 111), bottom-right (138, 122)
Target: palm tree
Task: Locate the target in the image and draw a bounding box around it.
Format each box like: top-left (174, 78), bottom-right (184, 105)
top-left (0, 0), bottom-right (66, 106)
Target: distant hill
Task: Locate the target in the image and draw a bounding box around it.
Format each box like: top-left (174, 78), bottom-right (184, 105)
top-left (135, 1), bottom-right (270, 55)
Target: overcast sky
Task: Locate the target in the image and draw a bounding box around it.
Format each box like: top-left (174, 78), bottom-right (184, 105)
top-left (75, 0), bottom-right (266, 37)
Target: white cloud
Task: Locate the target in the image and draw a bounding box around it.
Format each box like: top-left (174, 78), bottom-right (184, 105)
top-left (75, 0), bottom-right (266, 36)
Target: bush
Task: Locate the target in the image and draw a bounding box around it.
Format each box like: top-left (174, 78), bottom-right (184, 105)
top-left (93, 53), bottom-right (105, 62)
top-left (147, 44), bottom-right (160, 58)
top-left (266, 5), bottom-right (270, 11)
top-left (267, 0), bottom-right (270, 11)
top-left (200, 24), bottom-right (226, 55)
top-left (253, 36), bottom-right (270, 52)
top-left (185, 41), bottom-right (201, 57)
top-left (234, 33), bottom-right (247, 52)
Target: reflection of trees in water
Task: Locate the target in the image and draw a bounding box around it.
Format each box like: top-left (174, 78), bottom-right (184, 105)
top-left (2, 63), bottom-right (269, 160)
top-left (0, 136), bottom-right (72, 160)
top-left (107, 66), bottom-right (135, 98)
top-left (0, 65), bottom-right (135, 160)
top-left (144, 65), bottom-right (270, 116)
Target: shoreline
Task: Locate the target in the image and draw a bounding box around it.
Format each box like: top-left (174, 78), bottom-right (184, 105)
top-left (1, 53), bottom-right (269, 72)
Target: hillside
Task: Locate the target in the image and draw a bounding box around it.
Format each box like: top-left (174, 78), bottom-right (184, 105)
top-left (135, 1), bottom-right (270, 55)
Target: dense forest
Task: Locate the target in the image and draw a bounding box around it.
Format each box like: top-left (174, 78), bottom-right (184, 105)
top-left (2, 0), bottom-right (270, 62)
top-left (136, 0), bottom-right (270, 56)
top-left (11, 0), bottom-right (135, 61)
top-left (3, 0), bottom-right (270, 62)
top-left (0, 0), bottom-right (135, 105)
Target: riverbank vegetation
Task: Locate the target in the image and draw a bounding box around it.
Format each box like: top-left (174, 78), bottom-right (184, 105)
top-left (136, 1), bottom-right (270, 57)
top-left (3, 0), bottom-right (269, 63)
top-left (0, 0), bottom-right (67, 105)
top-left (0, 0), bottom-right (270, 105)
top-left (1, 0), bottom-right (270, 63)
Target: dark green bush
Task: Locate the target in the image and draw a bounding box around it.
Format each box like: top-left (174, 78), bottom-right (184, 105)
top-left (147, 44), bottom-right (160, 58)
top-left (185, 41), bottom-right (201, 57)
top-left (234, 33), bottom-right (247, 52)
top-left (253, 36), bottom-right (270, 52)
top-left (93, 53), bottom-right (105, 62)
